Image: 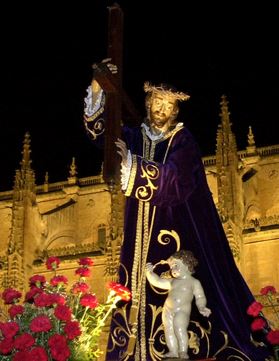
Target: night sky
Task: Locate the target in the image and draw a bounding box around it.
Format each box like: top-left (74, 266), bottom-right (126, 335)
top-left (0, 2), bottom-right (278, 191)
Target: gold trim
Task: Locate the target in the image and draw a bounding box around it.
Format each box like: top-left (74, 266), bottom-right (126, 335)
top-left (84, 106), bottom-right (104, 122)
top-left (84, 114), bottom-right (105, 140)
top-left (143, 136), bottom-right (150, 159)
top-left (148, 304), bottom-right (165, 360)
top-left (124, 155), bottom-right (138, 197)
top-left (150, 139), bottom-right (156, 162)
top-left (157, 229), bottom-right (180, 251)
top-left (131, 201), bottom-right (143, 301)
top-left (139, 201), bottom-right (152, 360)
top-left (135, 161), bottom-right (159, 201)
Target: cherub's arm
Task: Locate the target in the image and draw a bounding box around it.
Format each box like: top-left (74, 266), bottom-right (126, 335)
top-left (193, 279), bottom-right (211, 317)
top-left (146, 263), bottom-right (172, 290)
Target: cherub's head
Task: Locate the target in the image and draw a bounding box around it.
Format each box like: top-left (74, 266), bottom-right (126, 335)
top-left (168, 250), bottom-right (198, 277)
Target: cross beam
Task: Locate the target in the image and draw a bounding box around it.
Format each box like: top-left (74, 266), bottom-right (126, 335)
top-left (93, 3), bottom-right (141, 184)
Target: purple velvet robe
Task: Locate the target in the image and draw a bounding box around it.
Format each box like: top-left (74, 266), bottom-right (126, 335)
top-left (84, 98), bottom-right (271, 360)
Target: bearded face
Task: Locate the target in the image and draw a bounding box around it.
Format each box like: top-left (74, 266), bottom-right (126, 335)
top-left (149, 94), bottom-right (178, 133)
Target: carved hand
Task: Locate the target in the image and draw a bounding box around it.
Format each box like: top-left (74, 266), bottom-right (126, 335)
top-left (115, 138), bottom-right (128, 166)
top-left (199, 307), bottom-right (211, 317)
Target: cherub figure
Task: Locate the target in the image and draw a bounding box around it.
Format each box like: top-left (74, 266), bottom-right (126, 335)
top-left (146, 250), bottom-right (211, 360)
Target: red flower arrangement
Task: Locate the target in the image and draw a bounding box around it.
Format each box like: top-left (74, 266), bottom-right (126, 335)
top-left (247, 285), bottom-right (279, 361)
top-left (0, 256), bottom-right (131, 361)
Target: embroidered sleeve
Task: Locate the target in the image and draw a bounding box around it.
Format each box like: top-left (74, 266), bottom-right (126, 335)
top-left (83, 85), bottom-right (106, 142)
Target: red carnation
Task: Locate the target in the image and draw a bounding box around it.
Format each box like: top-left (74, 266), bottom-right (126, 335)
top-left (30, 315), bottom-right (52, 332)
top-left (50, 293), bottom-right (66, 305)
top-left (46, 256), bottom-right (60, 270)
top-left (71, 282), bottom-right (89, 294)
top-left (30, 346), bottom-right (48, 361)
top-left (0, 321), bottom-right (19, 338)
top-left (54, 304), bottom-right (72, 321)
top-left (14, 333), bottom-right (35, 350)
top-left (247, 301), bottom-right (263, 317)
top-left (266, 329), bottom-right (279, 345)
top-left (250, 317), bottom-right (267, 332)
top-left (48, 333), bottom-right (68, 347)
top-left (50, 275), bottom-right (68, 286)
top-left (79, 257), bottom-right (94, 266)
top-left (0, 337), bottom-right (14, 355)
top-left (34, 292), bottom-right (53, 307)
top-left (260, 285), bottom-right (277, 295)
top-left (75, 267), bottom-right (91, 278)
top-left (107, 281), bottom-right (132, 301)
top-left (1, 288), bottom-right (22, 304)
top-left (64, 320), bottom-right (81, 340)
top-left (25, 286), bottom-right (43, 303)
top-left (8, 304), bottom-right (24, 318)
top-left (12, 350), bottom-right (30, 361)
top-left (48, 334), bottom-right (71, 361)
top-left (80, 293), bottom-right (99, 309)
top-left (29, 274), bottom-right (46, 288)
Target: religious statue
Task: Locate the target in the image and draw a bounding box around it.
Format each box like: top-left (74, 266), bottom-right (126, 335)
top-left (83, 59), bottom-right (271, 360)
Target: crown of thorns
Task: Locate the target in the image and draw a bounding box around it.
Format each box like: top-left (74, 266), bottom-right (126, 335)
top-left (144, 81), bottom-right (190, 101)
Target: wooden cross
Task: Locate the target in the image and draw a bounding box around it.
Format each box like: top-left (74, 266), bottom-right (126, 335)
top-left (93, 4), bottom-right (141, 357)
top-left (93, 3), bottom-right (141, 185)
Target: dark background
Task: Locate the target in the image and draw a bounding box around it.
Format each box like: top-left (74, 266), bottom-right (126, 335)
top-left (0, 2), bottom-right (278, 191)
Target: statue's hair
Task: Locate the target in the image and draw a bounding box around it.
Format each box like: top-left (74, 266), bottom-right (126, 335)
top-left (170, 250), bottom-right (198, 273)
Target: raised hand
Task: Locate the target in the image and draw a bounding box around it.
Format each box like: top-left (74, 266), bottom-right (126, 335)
top-left (115, 138), bottom-right (128, 166)
top-left (92, 57), bottom-right (118, 74)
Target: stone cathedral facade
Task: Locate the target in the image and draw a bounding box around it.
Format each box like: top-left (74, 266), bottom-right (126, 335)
top-left (0, 96), bottom-right (278, 331)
